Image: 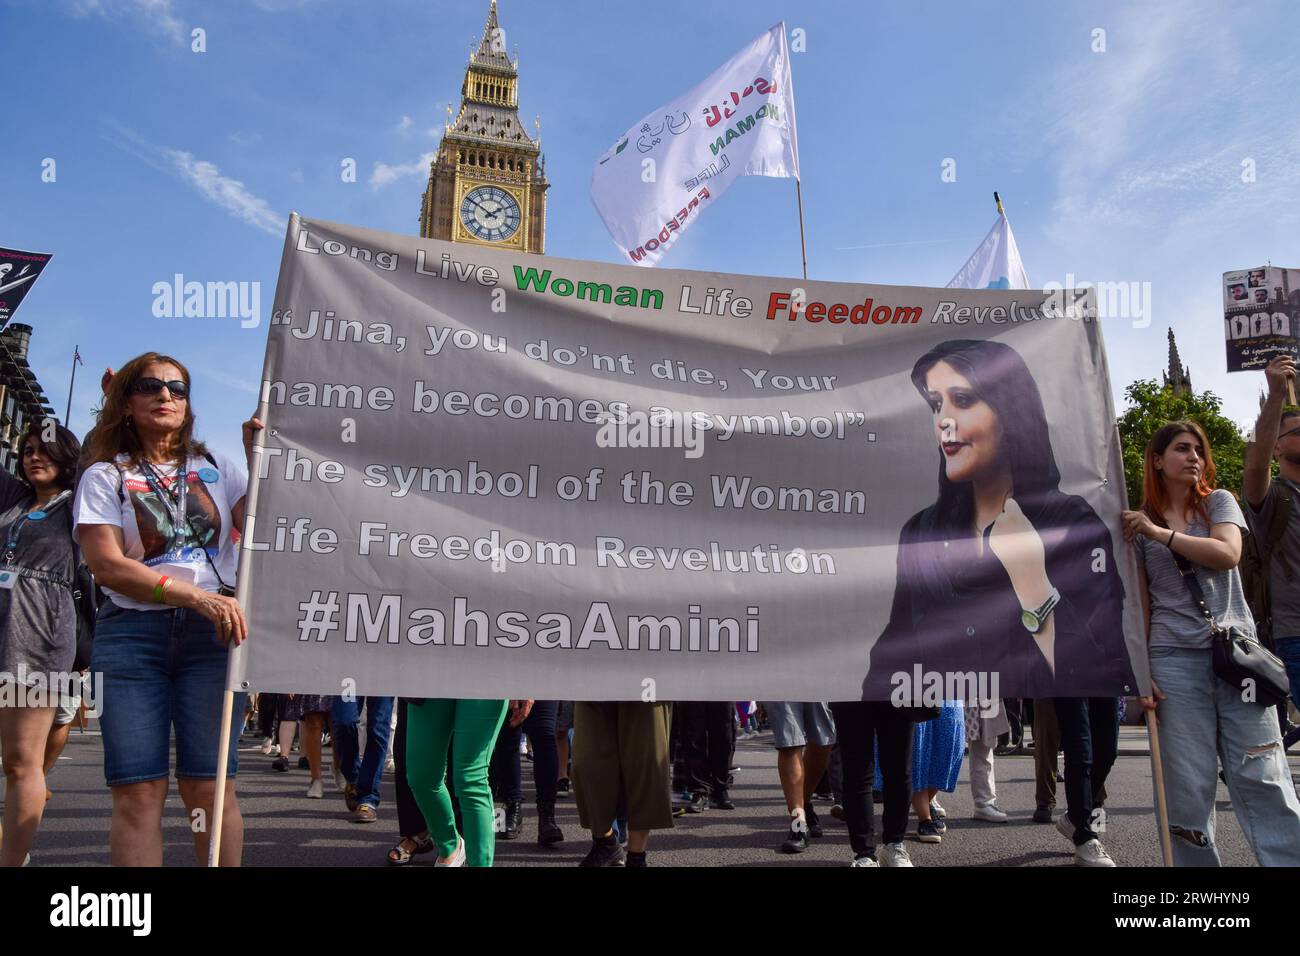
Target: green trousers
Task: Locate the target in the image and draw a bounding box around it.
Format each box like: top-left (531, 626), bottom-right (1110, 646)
top-left (405, 698), bottom-right (508, 866)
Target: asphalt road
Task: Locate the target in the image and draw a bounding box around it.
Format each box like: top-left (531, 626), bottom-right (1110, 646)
top-left (12, 723), bottom-right (1296, 867)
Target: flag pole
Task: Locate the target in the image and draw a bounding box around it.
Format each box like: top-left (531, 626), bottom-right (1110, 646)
top-left (65, 346), bottom-right (79, 424)
top-left (1147, 713), bottom-right (1174, 866)
top-left (994, 190), bottom-right (1005, 217)
top-left (795, 179), bottom-right (808, 281)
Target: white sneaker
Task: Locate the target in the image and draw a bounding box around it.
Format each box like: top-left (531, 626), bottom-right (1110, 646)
top-left (333, 767), bottom-right (348, 792)
top-left (878, 842), bottom-right (914, 867)
top-left (850, 855), bottom-right (880, 867)
top-left (269, 744), bottom-right (282, 757)
top-left (929, 798), bottom-right (946, 820)
top-left (260, 736), bottom-right (274, 756)
top-left (384, 755), bottom-right (396, 774)
top-left (1056, 813), bottom-right (1075, 841)
top-left (973, 802), bottom-right (1008, 822)
top-left (306, 778), bottom-right (324, 799)
top-left (1075, 838), bottom-right (1116, 867)
top-left (435, 837), bottom-right (466, 867)
top-left (519, 738), bottom-right (529, 755)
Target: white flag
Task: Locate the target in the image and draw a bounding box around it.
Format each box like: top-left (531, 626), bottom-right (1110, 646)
top-left (946, 212), bottom-right (1030, 290)
top-left (590, 23), bottom-right (800, 267)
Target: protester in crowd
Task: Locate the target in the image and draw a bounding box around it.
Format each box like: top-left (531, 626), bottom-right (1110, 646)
top-left (761, 701), bottom-right (835, 853)
top-left (385, 697), bottom-right (435, 865)
top-left (1126, 419), bottom-right (1300, 865)
top-left (1031, 697), bottom-right (1060, 822)
top-left (864, 339), bottom-right (1137, 699)
top-left (966, 699), bottom-right (1010, 822)
top-left (1050, 697), bottom-right (1118, 867)
top-left (75, 354), bottom-right (256, 866)
top-left (828, 700), bottom-right (915, 867)
top-left (0, 419), bottom-right (82, 867)
top-left (994, 698), bottom-right (1026, 755)
top-left (490, 699), bottom-right (563, 845)
top-left (1244, 355), bottom-right (1300, 740)
top-left (572, 700), bottom-right (673, 866)
top-left (893, 700), bottom-right (965, 842)
top-left (274, 693), bottom-right (333, 797)
top-left (406, 697), bottom-right (521, 866)
top-left (45, 671), bottom-right (89, 798)
top-left (258, 692), bottom-right (281, 756)
top-left (676, 701), bottom-right (737, 810)
top-left (555, 700), bottom-right (574, 796)
top-left (331, 695), bottom-right (395, 823)
top-left (269, 705), bottom-right (297, 774)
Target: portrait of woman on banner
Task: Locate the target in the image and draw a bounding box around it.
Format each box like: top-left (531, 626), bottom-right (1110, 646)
top-left (862, 339), bottom-right (1137, 701)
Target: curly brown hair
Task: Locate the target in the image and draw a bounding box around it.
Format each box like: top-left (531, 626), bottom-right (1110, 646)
top-left (83, 352), bottom-right (209, 466)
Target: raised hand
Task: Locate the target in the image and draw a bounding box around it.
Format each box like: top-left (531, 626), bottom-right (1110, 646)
top-left (987, 497), bottom-right (1051, 609)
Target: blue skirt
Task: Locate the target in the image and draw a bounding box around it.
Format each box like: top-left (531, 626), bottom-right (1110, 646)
top-left (874, 701), bottom-right (966, 793)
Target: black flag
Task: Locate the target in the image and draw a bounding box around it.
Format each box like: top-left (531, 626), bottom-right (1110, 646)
top-left (0, 247), bottom-right (54, 327)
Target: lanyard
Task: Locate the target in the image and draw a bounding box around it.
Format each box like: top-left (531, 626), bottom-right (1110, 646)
top-left (139, 459), bottom-right (190, 551)
top-left (2, 490), bottom-right (70, 565)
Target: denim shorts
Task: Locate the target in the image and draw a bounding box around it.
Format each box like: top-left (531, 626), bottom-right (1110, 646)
top-left (92, 600), bottom-right (245, 787)
top-left (762, 701), bottom-right (837, 749)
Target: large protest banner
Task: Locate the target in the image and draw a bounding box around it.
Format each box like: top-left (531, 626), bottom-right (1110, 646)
top-left (230, 214), bottom-right (1146, 704)
top-left (1223, 266), bottom-right (1300, 372)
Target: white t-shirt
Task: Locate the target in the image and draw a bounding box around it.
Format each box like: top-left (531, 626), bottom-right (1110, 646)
top-left (73, 450), bottom-right (248, 611)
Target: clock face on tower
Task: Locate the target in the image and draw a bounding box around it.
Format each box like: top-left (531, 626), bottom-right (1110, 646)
top-left (459, 185), bottom-right (521, 242)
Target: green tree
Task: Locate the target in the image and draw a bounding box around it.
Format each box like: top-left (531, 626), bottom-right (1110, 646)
top-left (1116, 379), bottom-right (1247, 508)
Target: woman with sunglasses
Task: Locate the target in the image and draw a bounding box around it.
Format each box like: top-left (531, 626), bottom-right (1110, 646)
top-left (74, 353), bottom-right (261, 866)
top-left (0, 418), bottom-right (82, 866)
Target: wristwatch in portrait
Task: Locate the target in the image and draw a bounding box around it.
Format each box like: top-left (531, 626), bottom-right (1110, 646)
top-left (1021, 588), bottom-right (1061, 634)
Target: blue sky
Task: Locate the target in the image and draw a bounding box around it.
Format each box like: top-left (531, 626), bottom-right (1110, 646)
top-left (5, 0), bottom-right (1300, 463)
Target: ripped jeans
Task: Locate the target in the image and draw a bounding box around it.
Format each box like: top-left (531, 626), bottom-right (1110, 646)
top-left (1150, 646), bottom-right (1300, 866)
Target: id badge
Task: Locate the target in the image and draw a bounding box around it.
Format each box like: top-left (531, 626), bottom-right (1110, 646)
top-left (0, 569), bottom-right (16, 589)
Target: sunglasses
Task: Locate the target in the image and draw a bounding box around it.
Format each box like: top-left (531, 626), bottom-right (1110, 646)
top-left (132, 377), bottom-right (190, 399)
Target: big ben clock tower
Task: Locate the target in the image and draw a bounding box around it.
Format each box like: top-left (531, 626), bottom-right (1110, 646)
top-left (420, 0), bottom-right (548, 254)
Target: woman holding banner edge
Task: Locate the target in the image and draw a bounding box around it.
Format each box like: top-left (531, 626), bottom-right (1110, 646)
top-left (863, 339), bottom-right (1135, 866)
top-left (74, 353), bottom-right (261, 866)
top-left (1125, 419), bottom-right (1300, 865)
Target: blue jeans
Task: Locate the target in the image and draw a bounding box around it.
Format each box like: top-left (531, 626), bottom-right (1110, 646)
top-left (1273, 637), bottom-right (1300, 739)
top-left (331, 696), bottom-right (394, 809)
top-left (1052, 696), bottom-right (1119, 846)
top-left (1150, 646), bottom-right (1300, 865)
top-left (92, 600), bottom-right (244, 787)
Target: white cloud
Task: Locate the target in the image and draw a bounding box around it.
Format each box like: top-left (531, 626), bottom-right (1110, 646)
top-left (194, 366), bottom-right (260, 396)
top-left (369, 151), bottom-right (435, 189)
top-left (397, 115), bottom-right (413, 134)
top-left (68, 0), bottom-right (187, 45)
top-left (162, 149), bottom-right (284, 235)
top-left (289, 168), bottom-right (304, 183)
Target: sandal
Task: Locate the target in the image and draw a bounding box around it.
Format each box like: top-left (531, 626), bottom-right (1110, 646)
top-left (386, 832), bottom-right (434, 866)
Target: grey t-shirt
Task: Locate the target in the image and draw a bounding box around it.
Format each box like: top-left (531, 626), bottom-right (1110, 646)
top-left (1135, 489), bottom-right (1255, 649)
top-left (1243, 477), bottom-right (1300, 639)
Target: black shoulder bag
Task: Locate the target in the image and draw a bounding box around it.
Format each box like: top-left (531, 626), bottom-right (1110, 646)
top-left (1171, 550), bottom-right (1290, 707)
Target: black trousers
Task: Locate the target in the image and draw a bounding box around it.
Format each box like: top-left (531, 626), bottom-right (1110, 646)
top-left (676, 701), bottom-right (735, 795)
top-left (1053, 696), bottom-right (1119, 846)
top-left (490, 700), bottom-right (560, 806)
top-left (828, 701), bottom-right (914, 857)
